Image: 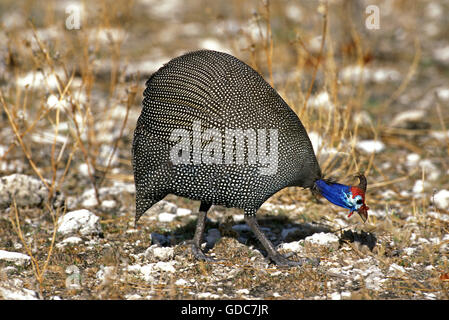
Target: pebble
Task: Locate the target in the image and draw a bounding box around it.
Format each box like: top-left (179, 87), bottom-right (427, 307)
top-left (330, 292), bottom-right (341, 300)
top-left (176, 207), bottom-right (192, 216)
top-left (278, 241), bottom-right (304, 253)
top-left (433, 189), bottom-right (449, 210)
top-left (412, 180), bottom-right (430, 194)
top-left (0, 174), bottom-right (63, 209)
top-left (154, 261), bottom-right (177, 273)
top-left (0, 250), bottom-right (31, 267)
top-left (158, 212), bottom-right (176, 223)
top-left (362, 266), bottom-right (385, 291)
top-left (101, 199), bottom-right (117, 209)
top-left (388, 263), bottom-right (406, 276)
top-left (57, 209), bottom-right (102, 236)
top-left (236, 289), bottom-right (250, 295)
top-left (56, 236), bottom-right (83, 248)
top-left (145, 245), bottom-right (174, 261)
top-left (305, 232), bottom-right (340, 250)
top-left (0, 286), bottom-right (39, 300)
top-left (175, 279), bottom-right (188, 286)
top-left (356, 140), bottom-right (385, 154)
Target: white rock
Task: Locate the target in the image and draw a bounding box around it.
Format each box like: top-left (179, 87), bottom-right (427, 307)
top-left (340, 65), bottom-right (400, 84)
top-left (340, 65), bottom-right (370, 83)
top-left (0, 174), bottom-right (52, 208)
top-left (158, 212), bottom-right (176, 223)
top-left (403, 247), bottom-right (416, 256)
top-left (372, 69), bottom-right (401, 83)
top-left (0, 250), bottom-right (31, 267)
top-left (341, 291), bottom-right (351, 299)
top-left (81, 196), bottom-right (98, 208)
top-left (305, 232), bottom-right (339, 249)
top-left (412, 180), bottom-right (430, 194)
top-left (425, 265), bottom-right (435, 271)
top-left (0, 286), bottom-right (39, 300)
top-left (101, 199), bottom-right (117, 209)
top-left (56, 236), bottom-right (83, 248)
top-left (356, 140), bottom-right (385, 153)
top-left (236, 289), bottom-right (250, 295)
top-left (145, 245), bottom-right (175, 261)
top-left (278, 241), bottom-right (304, 253)
top-left (388, 263), bottom-right (406, 276)
top-left (434, 45), bottom-right (449, 64)
top-left (424, 292), bottom-right (437, 300)
top-left (175, 279), bottom-right (188, 286)
top-left (362, 266), bottom-right (385, 291)
top-left (154, 261), bottom-right (177, 273)
top-left (430, 130), bottom-right (449, 142)
top-left (433, 189), bottom-right (449, 210)
top-left (135, 265), bottom-right (155, 282)
top-left (16, 70), bottom-right (60, 90)
top-left (176, 207), bottom-right (192, 217)
top-left (197, 292), bottom-right (213, 299)
top-left (128, 261), bottom-right (177, 276)
top-left (436, 87), bottom-right (449, 101)
top-left (47, 94), bottom-right (70, 111)
top-left (57, 209), bottom-right (101, 236)
top-left (330, 292), bottom-right (341, 300)
top-left (77, 163), bottom-right (90, 177)
top-left (405, 153), bottom-right (421, 168)
top-left (428, 211), bottom-right (449, 222)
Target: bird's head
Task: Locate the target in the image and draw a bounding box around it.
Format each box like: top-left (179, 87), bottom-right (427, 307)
top-left (315, 174), bottom-right (369, 222)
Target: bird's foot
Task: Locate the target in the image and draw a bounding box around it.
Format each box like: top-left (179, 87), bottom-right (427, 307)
top-left (269, 253), bottom-right (320, 268)
top-left (191, 244), bottom-right (218, 263)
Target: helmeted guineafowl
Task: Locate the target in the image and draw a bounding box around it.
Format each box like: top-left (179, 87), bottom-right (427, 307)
top-left (132, 50), bottom-right (369, 267)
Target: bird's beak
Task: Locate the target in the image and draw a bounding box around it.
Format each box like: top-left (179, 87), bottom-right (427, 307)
top-left (357, 204), bottom-right (369, 223)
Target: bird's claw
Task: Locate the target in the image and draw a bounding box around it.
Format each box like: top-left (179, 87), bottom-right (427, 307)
top-left (191, 244), bottom-right (218, 263)
top-left (269, 253), bottom-right (320, 268)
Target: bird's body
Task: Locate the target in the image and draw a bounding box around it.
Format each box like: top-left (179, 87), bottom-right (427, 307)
top-left (132, 50), bottom-right (368, 266)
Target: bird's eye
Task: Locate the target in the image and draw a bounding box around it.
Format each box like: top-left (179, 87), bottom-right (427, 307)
top-left (356, 199), bottom-right (363, 205)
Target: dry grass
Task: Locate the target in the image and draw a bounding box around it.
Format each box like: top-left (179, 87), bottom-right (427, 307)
top-left (0, 0), bottom-right (448, 300)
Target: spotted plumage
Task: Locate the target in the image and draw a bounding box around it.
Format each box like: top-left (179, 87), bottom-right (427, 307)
top-left (132, 50), bottom-right (368, 266)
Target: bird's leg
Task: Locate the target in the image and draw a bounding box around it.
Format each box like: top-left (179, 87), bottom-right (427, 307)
top-left (191, 202), bottom-right (216, 262)
top-left (245, 213), bottom-right (319, 267)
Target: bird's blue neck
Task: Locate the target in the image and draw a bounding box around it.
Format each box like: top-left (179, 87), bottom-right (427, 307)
top-left (315, 179), bottom-right (353, 211)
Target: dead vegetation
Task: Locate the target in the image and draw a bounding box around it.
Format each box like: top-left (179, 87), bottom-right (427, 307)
top-left (0, 0), bottom-right (448, 300)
